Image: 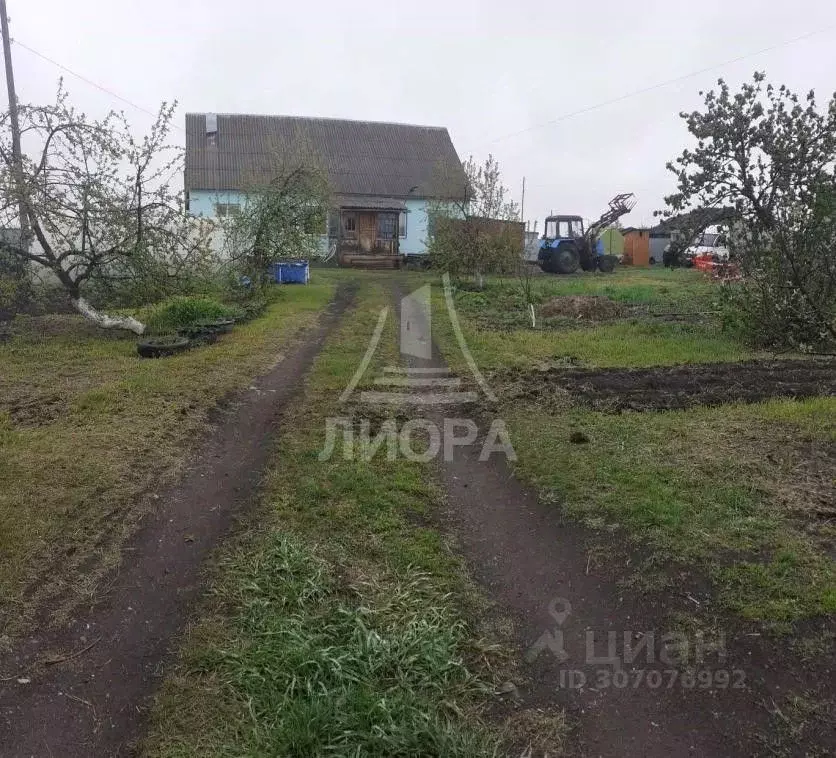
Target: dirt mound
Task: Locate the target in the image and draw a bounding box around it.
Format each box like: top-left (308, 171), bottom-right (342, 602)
top-left (499, 358), bottom-right (836, 412)
top-left (540, 295), bottom-right (624, 320)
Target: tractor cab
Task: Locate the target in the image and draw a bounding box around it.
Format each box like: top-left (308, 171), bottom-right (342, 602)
top-left (538, 215), bottom-right (587, 273)
top-left (543, 215), bottom-right (585, 242)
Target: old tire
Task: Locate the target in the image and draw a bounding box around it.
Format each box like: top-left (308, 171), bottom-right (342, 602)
top-left (598, 255), bottom-right (617, 273)
top-left (178, 325), bottom-right (218, 345)
top-left (197, 318), bottom-right (234, 335)
top-left (137, 335), bottom-right (190, 359)
top-left (550, 242), bottom-right (580, 275)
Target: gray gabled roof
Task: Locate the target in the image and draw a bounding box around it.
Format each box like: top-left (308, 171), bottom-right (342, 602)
top-left (185, 113), bottom-right (467, 200)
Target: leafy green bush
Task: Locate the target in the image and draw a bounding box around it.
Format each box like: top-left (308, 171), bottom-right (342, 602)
top-left (145, 296), bottom-right (235, 334)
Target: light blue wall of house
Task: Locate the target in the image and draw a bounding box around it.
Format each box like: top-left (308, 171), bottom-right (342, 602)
top-left (188, 190), bottom-right (432, 255)
top-left (400, 199), bottom-right (430, 255)
top-left (189, 189), bottom-right (246, 217)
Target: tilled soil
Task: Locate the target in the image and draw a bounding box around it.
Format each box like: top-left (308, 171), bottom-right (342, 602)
top-left (498, 358), bottom-right (836, 412)
top-left (0, 283), bottom-right (355, 758)
top-left (540, 295), bottom-right (626, 320)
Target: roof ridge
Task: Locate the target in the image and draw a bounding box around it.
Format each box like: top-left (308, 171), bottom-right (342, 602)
top-left (184, 112), bottom-right (448, 131)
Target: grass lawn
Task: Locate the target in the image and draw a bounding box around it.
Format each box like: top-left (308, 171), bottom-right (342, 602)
top-left (0, 280), bottom-right (335, 637)
top-left (432, 267), bottom-right (756, 372)
top-left (141, 277), bottom-right (534, 757)
top-left (428, 266), bottom-right (835, 631)
top-left (508, 398), bottom-right (836, 624)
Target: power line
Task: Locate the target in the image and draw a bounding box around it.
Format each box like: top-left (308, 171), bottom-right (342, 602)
top-left (480, 24), bottom-right (836, 147)
top-left (12, 22), bottom-right (835, 153)
top-left (11, 37), bottom-right (184, 129)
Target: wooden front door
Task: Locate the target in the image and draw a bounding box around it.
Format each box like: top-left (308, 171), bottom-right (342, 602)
top-left (358, 212), bottom-right (376, 252)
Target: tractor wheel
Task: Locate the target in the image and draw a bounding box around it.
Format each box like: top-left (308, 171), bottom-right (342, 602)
top-left (550, 242), bottom-right (580, 275)
top-left (598, 255), bottom-right (617, 273)
top-left (579, 250), bottom-right (597, 272)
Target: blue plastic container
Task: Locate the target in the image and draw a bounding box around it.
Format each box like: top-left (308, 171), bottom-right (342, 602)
top-left (271, 260), bottom-right (310, 284)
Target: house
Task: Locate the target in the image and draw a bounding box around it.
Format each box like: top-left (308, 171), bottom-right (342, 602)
top-left (184, 113), bottom-right (467, 267)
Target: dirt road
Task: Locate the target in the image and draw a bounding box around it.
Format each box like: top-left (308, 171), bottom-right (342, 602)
top-left (0, 284), bottom-right (354, 758)
top-left (2, 274), bottom-right (828, 757)
top-left (389, 277), bottom-right (794, 757)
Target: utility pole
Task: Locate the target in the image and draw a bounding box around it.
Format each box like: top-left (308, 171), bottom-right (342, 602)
top-left (0, 0), bottom-right (28, 243)
top-left (520, 176), bottom-right (526, 224)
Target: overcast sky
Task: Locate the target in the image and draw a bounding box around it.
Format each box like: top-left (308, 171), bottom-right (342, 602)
top-left (6, 0), bottom-right (836, 227)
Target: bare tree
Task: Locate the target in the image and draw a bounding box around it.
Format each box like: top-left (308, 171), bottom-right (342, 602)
top-left (0, 83), bottom-right (213, 333)
top-left (662, 72), bottom-right (836, 351)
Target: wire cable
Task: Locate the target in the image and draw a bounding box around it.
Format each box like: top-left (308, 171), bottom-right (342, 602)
top-left (479, 24), bottom-right (836, 147)
top-left (11, 38), bottom-right (183, 129)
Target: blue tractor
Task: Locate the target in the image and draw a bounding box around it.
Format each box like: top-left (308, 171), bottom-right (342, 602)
top-left (538, 193), bottom-right (636, 275)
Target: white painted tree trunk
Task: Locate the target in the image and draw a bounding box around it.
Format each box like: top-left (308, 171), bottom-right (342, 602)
top-left (71, 296), bottom-right (145, 335)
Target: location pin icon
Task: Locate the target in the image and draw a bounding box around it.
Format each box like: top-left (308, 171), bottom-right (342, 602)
top-left (549, 597), bottom-right (572, 626)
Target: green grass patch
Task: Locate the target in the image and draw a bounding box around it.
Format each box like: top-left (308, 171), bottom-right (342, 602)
top-left (506, 398), bottom-right (836, 623)
top-left (447, 267), bottom-right (720, 325)
top-left (423, 269), bottom-right (754, 371)
top-left (142, 295), bottom-right (237, 334)
top-left (420, 269), bottom-right (831, 626)
top-left (0, 280), bottom-right (335, 636)
top-left (148, 536), bottom-right (497, 757)
top-left (453, 320), bottom-right (752, 371)
top-left (143, 278), bottom-right (509, 757)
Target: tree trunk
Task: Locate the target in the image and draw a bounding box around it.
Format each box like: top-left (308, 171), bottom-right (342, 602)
top-left (71, 296), bottom-right (145, 335)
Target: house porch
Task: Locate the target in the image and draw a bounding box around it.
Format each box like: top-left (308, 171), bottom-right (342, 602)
top-left (332, 197), bottom-right (407, 268)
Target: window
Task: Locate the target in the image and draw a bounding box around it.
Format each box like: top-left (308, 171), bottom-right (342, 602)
top-left (215, 203), bottom-right (240, 217)
top-left (545, 218), bottom-right (583, 239)
top-left (342, 212), bottom-right (357, 238)
top-left (399, 211), bottom-right (407, 238)
top-left (378, 213), bottom-right (398, 240)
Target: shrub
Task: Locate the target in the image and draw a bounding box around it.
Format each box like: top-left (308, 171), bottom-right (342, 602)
top-left (145, 296), bottom-right (235, 334)
top-left (230, 298), bottom-right (268, 323)
top-left (662, 74), bottom-right (836, 353)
